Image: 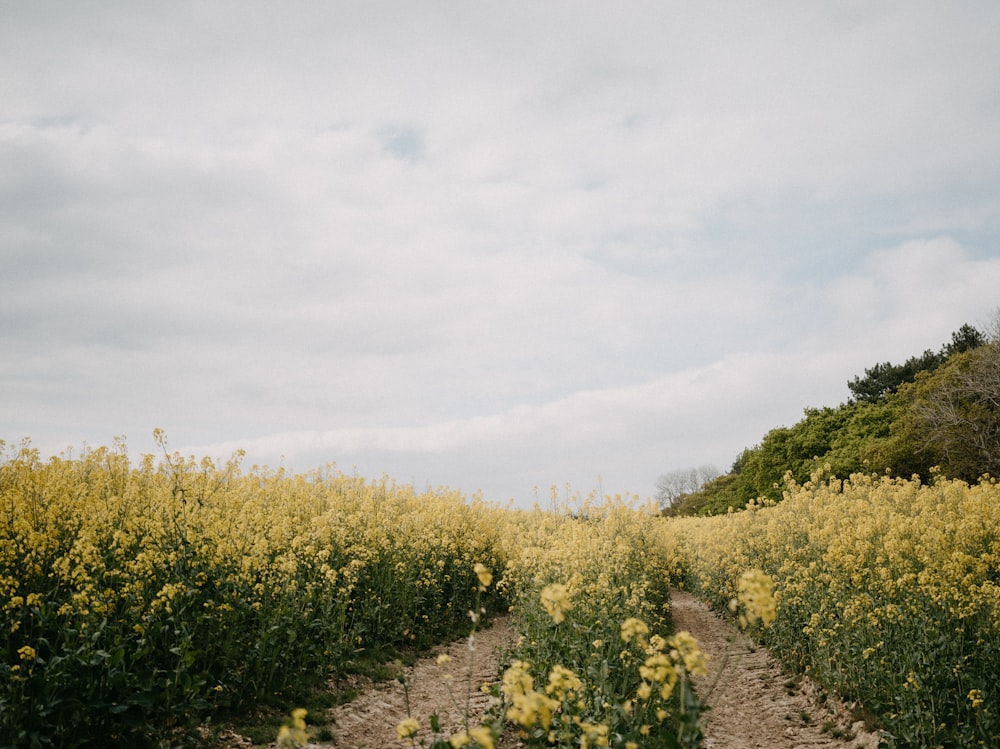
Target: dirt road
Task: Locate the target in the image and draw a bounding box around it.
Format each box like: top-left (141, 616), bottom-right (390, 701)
top-left (229, 595), bottom-right (885, 748)
top-left (669, 590), bottom-right (882, 749)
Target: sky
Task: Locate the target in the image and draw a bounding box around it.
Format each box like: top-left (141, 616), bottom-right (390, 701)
top-left (3, 2), bottom-right (1000, 507)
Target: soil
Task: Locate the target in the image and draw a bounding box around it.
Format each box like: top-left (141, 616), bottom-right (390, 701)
top-left (670, 590), bottom-right (883, 749)
top-left (325, 616), bottom-right (518, 748)
top-left (222, 594), bottom-right (886, 748)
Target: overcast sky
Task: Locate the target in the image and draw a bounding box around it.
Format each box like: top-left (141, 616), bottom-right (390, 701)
top-left (3, 2), bottom-right (1000, 506)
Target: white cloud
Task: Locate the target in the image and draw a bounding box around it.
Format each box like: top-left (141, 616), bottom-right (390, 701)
top-left (4, 2), bottom-right (1000, 505)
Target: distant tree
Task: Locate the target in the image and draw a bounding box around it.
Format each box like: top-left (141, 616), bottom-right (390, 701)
top-left (854, 394), bottom-right (929, 480)
top-left (672, 318), bottom-right (996, 516)
top-left (848, 323), bottom-right (986, 404)
top-left (904, 339), bottom-right (1000, 481)
top-left (944, 323), bottom-right (986, 356)
top-left (847, 350), bottom-right (943, 403)
top-left (666, 472), bottom-right (742, 516)
top-left (654, 465), bottom-right (720, 510)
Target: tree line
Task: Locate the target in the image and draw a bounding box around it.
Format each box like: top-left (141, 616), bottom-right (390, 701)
top-left (661, 316), bottom-right (1000, 516)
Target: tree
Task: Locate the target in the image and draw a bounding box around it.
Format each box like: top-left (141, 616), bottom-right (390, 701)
top-left (905, 339), bottom-right (1000, 481)
top-left (945, 323), bottom-right (986, 356)
top-left (848, 324), bottom-right (986, 404)
top-left (654, 465), bottom-right (720, 510)
top-left (847, 350), bottom-right (943, 403)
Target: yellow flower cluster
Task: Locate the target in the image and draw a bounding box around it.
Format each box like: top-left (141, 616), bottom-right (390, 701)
top-left (502, 660), bottom-right (559, 730)
top-left (620, 617), bottom-right (650, 644)
top-left (474, 562), bottom-right (493, 589)
top-left (277, 708), bottom-right (309, 748)
top-left (0, 438), bottom-right (513, 746)
top-left (2, 440), bottom-right (709, 748)
top-left (736, 569), bottom-right (777, 628)
top-left (539, 583), bottom-right (573, 624)
top-left (545, 664), bottom-right (583, 701)
top-left (449, 725), bottom-right (495, 749)
top-left (396, 716), bottom-right (420, 742)
top-left (666, 471), bottom-right (1000, 747)
top-left (667, 631), bottom-right (708, 678)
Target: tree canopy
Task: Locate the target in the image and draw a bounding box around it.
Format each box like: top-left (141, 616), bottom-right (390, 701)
top-left (671, 320), bottom-right (997, 516)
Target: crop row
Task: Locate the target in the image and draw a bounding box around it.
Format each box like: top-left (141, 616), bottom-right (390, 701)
top-left (1, 440), bottom-right (703, 748)
top-left (667, 470), bottom-right (1000, 748)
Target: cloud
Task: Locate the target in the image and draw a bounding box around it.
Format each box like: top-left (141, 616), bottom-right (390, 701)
top-left (4, 3), bottom-right (1000, 506)
top-left (176, 234), bottom-right (1000, 504)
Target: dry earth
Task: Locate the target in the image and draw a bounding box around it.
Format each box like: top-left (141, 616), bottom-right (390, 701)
top-left (670, 590), bottom-right (883, 749)
top-left (223, 595), bottom-right (887, 748)
top-left (325, 616), bottom-right (517, 748)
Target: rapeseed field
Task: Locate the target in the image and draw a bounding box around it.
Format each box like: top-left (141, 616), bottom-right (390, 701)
top-left (668, 468), bottom-right (1000, 747)
top-left (1, 439), bottom-right (701, 748)
top-left (4, 438), bottom-right (997, 748)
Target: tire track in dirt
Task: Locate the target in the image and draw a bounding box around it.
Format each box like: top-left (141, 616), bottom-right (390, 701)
top-left (670, 591), bottom-right (882, 749)
top-left (327, 616), bottom-right (517, 748)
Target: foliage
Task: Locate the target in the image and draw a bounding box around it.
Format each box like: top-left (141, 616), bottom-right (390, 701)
top-left (667, 471), bottom-right (1000, 748)
top-left (901, 340), bottom-right (1000, 481)
top-left (679, 322), bottom-right (995, 515)
top-left (0, 436), bottom-right (509, 747)
top-left (847, 349), bottom-right (945, 404)
top-left (847, 323), bottom-right (985, 404)
top-left (1, 438), bottom-right (712, 748)
top-left (666, 472), bottom-right (743, 516)
top-left (496, 498), bottom-right (704, 748)
top-left (654, 466), bottom-right (720, 512)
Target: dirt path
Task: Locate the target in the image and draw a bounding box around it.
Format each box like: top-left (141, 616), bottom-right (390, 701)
top-left (326, 616), bottom-right (517, 748)
top-left (670, 591), bottom-right (882, 749)
top-left (224, 596), bottom-right (885, 748)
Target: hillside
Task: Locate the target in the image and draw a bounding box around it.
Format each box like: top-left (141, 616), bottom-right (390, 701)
top-left (666, 320), bottom-right (1000, 516)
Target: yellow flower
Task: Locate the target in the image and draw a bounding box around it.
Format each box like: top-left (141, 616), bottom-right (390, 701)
top-left (277, 708), bottom-right (308, 748)
top-left (968, 689), bottom-right (984, 708)
top-left (737, 570), bottom-right (777, 627)
top-left (639, 643), bottom-right (685, 700)
top-left (545, 664), bottom-right (583, 699)
top-left (620, 617), bottom-right (649, 644)
top-left (540, 583), bottom-right (572, 624)
top-left (397, 717), bottom-right (420, 741)
top-left (437, 653), bottom-right (452, 666)
top-left (449, 731), bottom-right (470, 747)
top-left (502, 660), bottom-right (534, 698)
top-left (639, 653), bottom-right (673, 683)
top-left (579, 722), bottom-right (609, 749)
top-left (502, 660), bottom-right (552, 729)
top-left (507, 690), bottom-right (557, 730)
top-left (469, 726), bottom-right (494, 749)
top-left (636, 682), bottom-right (652, 700)
top-left (474, 563), bottom-right (493, 588)
top-left (17, 645), bottom-right (36, 662)
top-left (669, 631), bottom-right (708, 677)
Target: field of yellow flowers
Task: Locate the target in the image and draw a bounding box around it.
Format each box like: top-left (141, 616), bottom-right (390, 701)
top-left (6, 436), bottom-right (997, 748)
top-left (667, 469), bottom-right (1000, 748)
top-left (1, 438), bottom-right (703, 748)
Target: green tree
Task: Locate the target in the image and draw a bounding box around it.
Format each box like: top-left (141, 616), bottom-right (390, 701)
top-left (847, 350), bottom-right (943, 403)
top-left (674, 320), bottom-right (993, 515)
top-left (847, 323), bottom-right (986, 403)
top-left (944, 322), bottom-right (986, 356)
